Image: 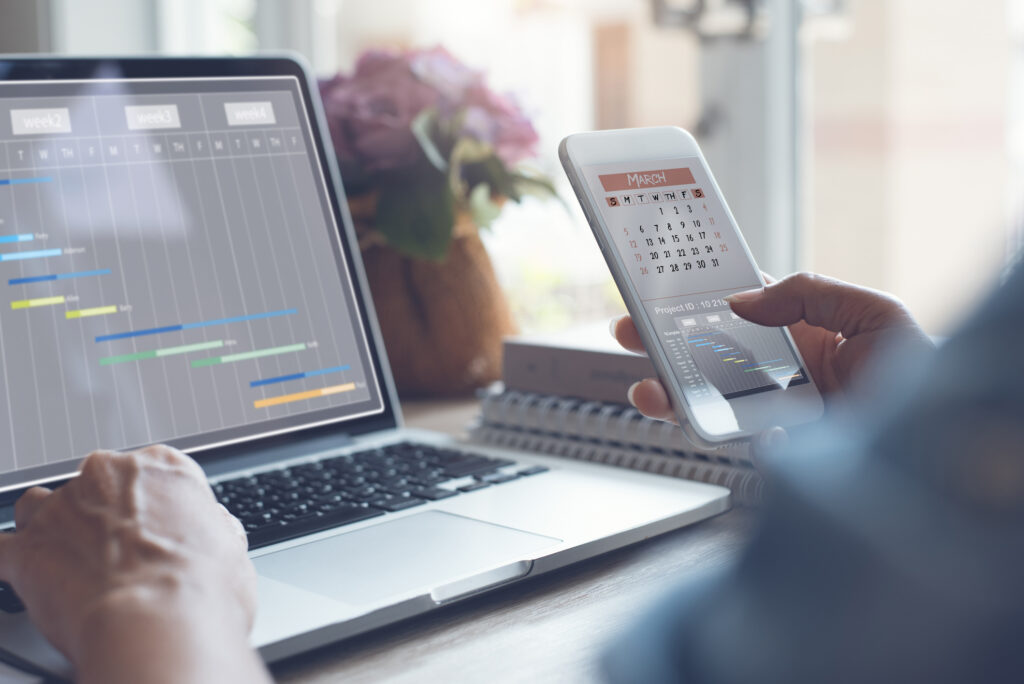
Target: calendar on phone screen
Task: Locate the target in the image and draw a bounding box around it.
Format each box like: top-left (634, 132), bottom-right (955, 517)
top-left (582, 158), bottom-right (809, 402)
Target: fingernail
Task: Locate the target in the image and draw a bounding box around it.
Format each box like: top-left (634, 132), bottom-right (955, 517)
top-left (724, 288), bottom-right (763, 304)
top-left (757, 426), bottom-right (788, 452)
top-left (609, 316), bottom-right (621, 339)
top-left (626, 381), bottom-right (641, 407)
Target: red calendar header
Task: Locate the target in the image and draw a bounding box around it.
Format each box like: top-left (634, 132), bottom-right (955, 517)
top-left (599, 167), bottom-right (695, 192)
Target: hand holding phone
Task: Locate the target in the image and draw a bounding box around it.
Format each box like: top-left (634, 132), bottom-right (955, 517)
top-left (618, 269), bottom-right (934, 405)
top-left (560, 127), bottom-right (824, 444)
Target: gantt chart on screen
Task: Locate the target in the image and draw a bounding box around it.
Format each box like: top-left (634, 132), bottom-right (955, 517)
top-left (0, 78), bottom-right (381, 482)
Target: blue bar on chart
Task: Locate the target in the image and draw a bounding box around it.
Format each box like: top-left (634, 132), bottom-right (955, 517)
top-left (95, 308), bottom-right (298, 343)
top-left (0, 248), bottom-right (63, 263)
top-left (0, 234), bottom-right (33, 245)
top-left (0, 177), bottom-right (52, 187)
top-left (9, 268), bottom-right (111, 286)
top-left (250, 364), bottom-right (351, 388)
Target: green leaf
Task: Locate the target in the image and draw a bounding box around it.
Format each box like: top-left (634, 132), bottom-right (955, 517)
top-left (509, 169), bottom-right (558, 199)
top-left (374, 170), bottom-right (456, 260)
top-left (506, 168), bottom-right (567, 213)
top-left (448, 137), bottom-right (496, 199)
top-left (445, 135), bottom-right (559, 211)
top-left (487, 157), bottom-right (523, 201)
top-left (411, 109), bottom-right (449, 173)
top-left (468, 183), bottom-right (503, 228)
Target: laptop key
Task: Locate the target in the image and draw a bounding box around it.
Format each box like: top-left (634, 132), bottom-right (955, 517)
top-left (409, 487), bottom-right (458, 501)
top-left (408, 474), bottom-right (448, 487)
top-left (344, 484), bottom-right (378, 500)
top-left (244, 520), bottom-right (281, 536)
top-left (517, 465), bottom-right (550, 477)
top-left (242, 512), bottom-right (274, 525)
top-left (479, 472), bottom-right (519, 485)
top-left (281, 511), bottom-right (319, 525)
top-left (368, 495), bottom-right (428, 512)
top-left (442, 458), bottom-right (508, 478)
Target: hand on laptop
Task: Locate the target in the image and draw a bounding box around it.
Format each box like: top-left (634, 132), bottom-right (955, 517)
top-left (0, 446), bottom-right (270, 684)
top-left (613, 272), bottom-right (932, 439)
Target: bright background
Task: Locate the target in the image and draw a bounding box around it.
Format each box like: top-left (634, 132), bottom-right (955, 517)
top-left (3, 0), bottom-right (1020, 335)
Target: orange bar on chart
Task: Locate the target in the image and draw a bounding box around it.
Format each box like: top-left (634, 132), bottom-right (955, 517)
top-left (253, 382), bottom-right (356, 409)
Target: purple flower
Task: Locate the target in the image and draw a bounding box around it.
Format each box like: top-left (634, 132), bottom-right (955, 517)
top-left (319, 46), bottom-right (540, 175)
top-left (409, 47), bottom-right (483, 112)
top-left (461, 84), bottom-right (539, 165)
top-left (320, 50), bottom-right (441, 173)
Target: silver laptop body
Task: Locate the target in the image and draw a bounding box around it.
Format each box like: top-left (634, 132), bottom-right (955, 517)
top-left (0, 56), bottom-right (729, 677)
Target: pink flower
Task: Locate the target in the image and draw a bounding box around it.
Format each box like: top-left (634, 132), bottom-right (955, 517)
top-left (409, 47), bottom-right (483, 111)
top-left (320, 50), bottom-right (441, 172)
top-left (461, 84), bottom-right (539, 165)
top-left (319, 46), bottom-right (540, 174)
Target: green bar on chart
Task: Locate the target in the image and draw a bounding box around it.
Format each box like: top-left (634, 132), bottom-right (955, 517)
top-left (66, 305), bottom-right (118, 319)
top-left (191, 343), bottom-right (306, 368)
top-left (100, 340), bottom-right (225, 366)
top-left (10, 295), bottom-right (65, 310)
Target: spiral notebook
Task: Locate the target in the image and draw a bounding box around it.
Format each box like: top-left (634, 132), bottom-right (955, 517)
top-left (468, 386), bottom-right (765, 506)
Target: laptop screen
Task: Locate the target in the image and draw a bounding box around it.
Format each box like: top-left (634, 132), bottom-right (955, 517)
top-left (0, 74), bottom-right (385, 490)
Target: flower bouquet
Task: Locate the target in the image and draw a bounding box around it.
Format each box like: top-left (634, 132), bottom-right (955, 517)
top-left (319, 47), bottom-right (555, 396)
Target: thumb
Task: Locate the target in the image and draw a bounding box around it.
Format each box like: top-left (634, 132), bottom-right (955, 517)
top-left (0, 530), bottom-right (17, 582)
top-left (725, 272), bottom-right (917, 338)
top-left (750, 426), bottom-right (789, 474)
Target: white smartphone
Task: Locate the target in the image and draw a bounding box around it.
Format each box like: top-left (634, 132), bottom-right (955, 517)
top-left (559, 126), bottom-right (824, 444)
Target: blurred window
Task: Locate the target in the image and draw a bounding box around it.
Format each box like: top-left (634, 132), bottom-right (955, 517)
top-left (22, 0), bottom-right (1022, 334)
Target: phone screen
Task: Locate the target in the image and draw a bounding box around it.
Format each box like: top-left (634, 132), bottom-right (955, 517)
top-left (582, 158), bottom-right (809, 404)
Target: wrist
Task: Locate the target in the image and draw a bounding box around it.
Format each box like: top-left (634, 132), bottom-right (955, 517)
top-left (74, 580), bottom-right (263, 684)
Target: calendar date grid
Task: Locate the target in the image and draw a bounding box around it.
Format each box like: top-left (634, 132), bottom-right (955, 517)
top-left (610, 185), bottom-right (731, 289)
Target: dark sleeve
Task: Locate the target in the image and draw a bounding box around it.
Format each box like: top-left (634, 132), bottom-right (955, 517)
top-left (604, 266), bottom-right (1024, 684)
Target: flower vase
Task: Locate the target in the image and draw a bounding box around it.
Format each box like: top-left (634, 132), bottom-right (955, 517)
top-left (349, 194), bottom-right (517, 397)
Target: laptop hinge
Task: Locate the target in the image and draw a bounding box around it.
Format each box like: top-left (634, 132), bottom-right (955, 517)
top-left (200, 431), bottom-right (356, 479)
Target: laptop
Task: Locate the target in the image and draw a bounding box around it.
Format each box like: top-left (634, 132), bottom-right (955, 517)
top-left (0, 56), bottom-right (729, 677)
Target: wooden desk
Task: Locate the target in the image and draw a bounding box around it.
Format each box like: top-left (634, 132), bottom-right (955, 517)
top-left (274, 400), bottom-right (756, 683)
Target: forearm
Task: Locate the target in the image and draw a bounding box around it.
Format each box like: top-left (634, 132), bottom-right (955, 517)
top-left (74, 587), bottom-right (270, 684)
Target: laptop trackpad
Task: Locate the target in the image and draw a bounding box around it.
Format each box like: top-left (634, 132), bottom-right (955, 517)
top-left (253, 511), bottom-right (560, 606)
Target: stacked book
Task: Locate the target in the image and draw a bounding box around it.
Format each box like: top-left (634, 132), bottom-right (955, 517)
top-left (467, 325), bottom-right (764, 506)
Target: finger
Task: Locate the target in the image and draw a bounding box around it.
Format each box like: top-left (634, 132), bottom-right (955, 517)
top-left (14, 487), bottom-right (52, 531)
top-left (77, 449), bottom-right (122, 481)
top-left (138, 443), bottom-right (203, 475)
top-left (726, 272), bottom-right (916, 337)
top-left (217, 503), bottom-right (248, 549)
top-left (749, 426), bottom-right (789, 474)
top-left (0, 531), bottom-right (17, 582)
top-left (75, 450), bottom-right (127, 502)
top-left (612, 315), bottom-right (647, 356)
top-left (627, 379), bottom-right (677, 423)
top-left (136, 444), bottom-right (210, 492)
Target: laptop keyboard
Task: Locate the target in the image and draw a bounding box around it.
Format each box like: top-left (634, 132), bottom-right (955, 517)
top-left (213, 442), bottom-right (548, 550)
top-left (0, 442), bottom-right (548, 614)
top-left (0, 581), bottom-right (22, 614)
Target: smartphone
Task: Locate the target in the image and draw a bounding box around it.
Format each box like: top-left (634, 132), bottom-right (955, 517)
top-left (559, 126), bottom-right (824, 444)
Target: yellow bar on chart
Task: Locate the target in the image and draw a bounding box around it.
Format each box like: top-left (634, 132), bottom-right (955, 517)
top-left (254, 382), bottom-right (357, 410)
top-left (10, 295), bottom-right (65, 310)
top-left (66, 305), bottom-right (118, 319)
